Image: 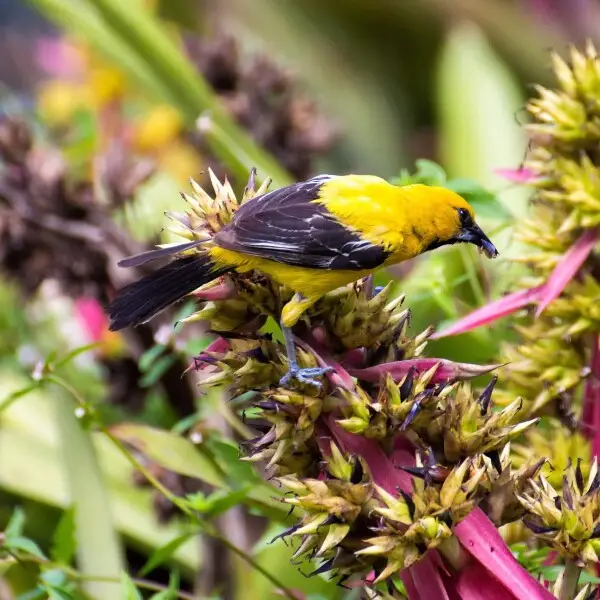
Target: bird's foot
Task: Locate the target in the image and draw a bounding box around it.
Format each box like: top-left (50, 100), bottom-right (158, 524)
top-left (280, 366), bottom-right (333, 390)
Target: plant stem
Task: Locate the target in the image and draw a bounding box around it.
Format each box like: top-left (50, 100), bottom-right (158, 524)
top-left (558, 560), bottom-right (581, 600)
top-left (438, 536), bottom-right (469, 571)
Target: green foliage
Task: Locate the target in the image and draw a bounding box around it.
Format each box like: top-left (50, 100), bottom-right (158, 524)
top-left (121, 572), bottom-right (144, 600)
top-left (185, 486), bottom-right (253, 518)
top-left (139, 534), bottom-right (193, 577)
top-left (392, 159), bottom-right (510, 220)
top-left (108, 423), bottom-right (226, 487)
top-left (50, 508), bottom-right (77, 566)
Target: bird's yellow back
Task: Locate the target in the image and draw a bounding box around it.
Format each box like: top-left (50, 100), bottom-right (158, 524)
top-left (315, 175), bottom-right (473, 263)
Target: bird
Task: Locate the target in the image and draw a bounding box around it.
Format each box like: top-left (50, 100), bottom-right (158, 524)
top-left (107, 173), bottom-right (498, 388)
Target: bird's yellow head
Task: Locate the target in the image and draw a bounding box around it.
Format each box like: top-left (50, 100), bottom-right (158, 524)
top-left (405, 185), bottom-right (498, 259)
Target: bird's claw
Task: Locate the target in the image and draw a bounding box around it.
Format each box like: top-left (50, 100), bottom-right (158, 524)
top-left (280, 366), bottom-right (334, 390)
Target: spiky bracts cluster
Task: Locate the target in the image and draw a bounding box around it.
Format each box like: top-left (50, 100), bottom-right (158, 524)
top-left (497, 43), bottom-right (600, 420)
top-left (519, 459), bottom-right (600, 566)
top-left (166, 171), bottom-right (549, 594)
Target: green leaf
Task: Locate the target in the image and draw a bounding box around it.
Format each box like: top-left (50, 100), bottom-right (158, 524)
top-left (51, 507), bottom-right (77, 565)
top-left (46, 587), bottom-right (75, 600)
top-left (579, 571), bottom-right (600, 584)
top-left (0, 383), bottom-right (40, 415)
top-left (120, 571), bottom-right (144, 600)
top-left (534, 566), bottom-right (561, 581)
top-left (138, 345), bottom-right (167, 373)
top-left (5, 507), bottom-right (25, 538)
top-left (4, 536), bottom-right (47, 560)
top-left (53, 393), bottom-right (124, 600)
top-left (138, 533), bottom-right (194, 577)
top-left (139, 355), bottom-right (177, 387)
top-left (413, 159), bottom-right (447, 185)
top-left (204, 437), bottom-right (259, 485)
top-left (390, 160), bottom-right (447, 187)
top-left (108, 423), bottom-right (225, 487)
top-left (186, 486), bottom-right (252, 517)
top-left (446, 178), bottom-right (511, 220)
top-left (16, 587), bottom-right (47, 600)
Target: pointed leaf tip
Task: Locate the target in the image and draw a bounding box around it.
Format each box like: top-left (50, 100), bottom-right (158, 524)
top-left (348, 358), bottom-right (499, 383)
top-left (535, 228), bottom-right (598, 317)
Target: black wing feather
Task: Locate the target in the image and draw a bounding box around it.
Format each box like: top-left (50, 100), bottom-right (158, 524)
top-left (214, 176), bottom-right (389, 271)
top-left (108, 256), bottom-right (230, 330)
top-left (117, 239), bottom-right (207, 268)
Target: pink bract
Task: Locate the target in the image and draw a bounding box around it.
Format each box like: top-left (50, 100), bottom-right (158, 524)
top-left (348, 358), bottom-right (499, 383)
top-left (432, 286), bottom-right (543, 339)
top-left (535, 228), bottom-right (598, 316)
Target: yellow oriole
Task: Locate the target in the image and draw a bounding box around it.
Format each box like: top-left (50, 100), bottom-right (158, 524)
top-left (108, 174), bottom-right (497, 387)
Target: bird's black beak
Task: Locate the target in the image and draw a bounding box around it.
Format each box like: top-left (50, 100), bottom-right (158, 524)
top-left (456, 223), bottom-right (498, 259)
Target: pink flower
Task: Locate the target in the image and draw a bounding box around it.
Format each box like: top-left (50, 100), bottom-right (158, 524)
top-left (75, 297), bottom-right (110, 343)
top-left (35, 37), bottom-right (84, 79)
top-left (494, 167), bottom-right (541, 184)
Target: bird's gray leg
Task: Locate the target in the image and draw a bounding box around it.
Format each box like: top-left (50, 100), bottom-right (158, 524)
top-left (279, 322), bottom-right (333, 390)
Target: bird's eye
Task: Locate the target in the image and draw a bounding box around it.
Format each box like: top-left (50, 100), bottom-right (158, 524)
top-left (457, 208), bottom-right (472, 226)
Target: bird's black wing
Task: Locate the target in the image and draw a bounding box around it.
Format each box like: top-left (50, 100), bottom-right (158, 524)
top-left (213, 176), bottom-right (390, 270)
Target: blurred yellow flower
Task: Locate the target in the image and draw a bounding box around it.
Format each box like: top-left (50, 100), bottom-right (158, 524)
top-left (157, 140), bottom-right (202, 184)
top-left (37, 80), bottom-right (85, 126)
top-left (132, 105), bottom-right (183, 152)
top-left (84, 66), bottom-right (126, 108)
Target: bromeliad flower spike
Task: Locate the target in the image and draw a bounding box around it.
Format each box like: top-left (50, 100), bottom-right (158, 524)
top-left (108, 170), bottom-right (497, 388)
top-left (107, 171), bottom-right (557, 599)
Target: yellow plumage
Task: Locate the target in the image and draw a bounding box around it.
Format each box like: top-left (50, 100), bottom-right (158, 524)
top-left (208, 175), bottom-right (478, 326)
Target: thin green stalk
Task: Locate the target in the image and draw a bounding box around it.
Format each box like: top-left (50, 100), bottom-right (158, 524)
top-left (458, 245), bottom-right (486, 308)
top-left (558, 560), bottom-right (582, 600)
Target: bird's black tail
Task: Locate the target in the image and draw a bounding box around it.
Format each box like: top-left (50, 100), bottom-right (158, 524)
top-left (108, 255), bottom-right (231, 331)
